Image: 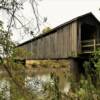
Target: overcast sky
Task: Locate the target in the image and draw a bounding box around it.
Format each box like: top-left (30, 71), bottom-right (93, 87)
top-left (11, 0), bottom-right (100, 43)
top-left (38, 0), bottom-right (100, 27)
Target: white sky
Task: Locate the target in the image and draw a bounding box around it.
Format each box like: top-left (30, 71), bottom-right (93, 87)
top-left (9, 0), bottom-right (100, 43)
top-left (38, 0), bottom-right (100, 27)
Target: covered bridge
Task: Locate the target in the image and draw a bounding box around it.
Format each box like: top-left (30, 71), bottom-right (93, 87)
top-left (18, 12), bottom-right (100, 60)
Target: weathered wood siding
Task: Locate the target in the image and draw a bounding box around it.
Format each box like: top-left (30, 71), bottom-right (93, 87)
top-left (19, 21), bottom-right (78, 59)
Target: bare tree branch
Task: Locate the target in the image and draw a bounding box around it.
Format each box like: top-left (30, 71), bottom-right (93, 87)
top-left (30, 0), bottom-right (40, 32)
top-left (0, 0), bottom-right (43, 35)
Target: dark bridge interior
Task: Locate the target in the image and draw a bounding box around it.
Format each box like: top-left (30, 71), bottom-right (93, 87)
top-left (81, 23), bottom-right (97, 41)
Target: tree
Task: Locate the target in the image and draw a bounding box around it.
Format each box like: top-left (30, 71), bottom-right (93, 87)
top-left (0, 20), bottom-right (14, 58)
top-left (0, 0), bottom-right (47, 35)
top-left (42, 27), bottom-right (51, 33)
top-left (0, 1), bottom-right (48, 99)
top-left (0, 20), bottom-right (36, 100)
top-left (66, 51), bottom-right (100, 100)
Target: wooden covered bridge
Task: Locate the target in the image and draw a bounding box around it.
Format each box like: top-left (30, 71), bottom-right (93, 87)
top-left (17, 12), bottom-right (100, 88)
top-left (18, 12), bottom-right (100, 60)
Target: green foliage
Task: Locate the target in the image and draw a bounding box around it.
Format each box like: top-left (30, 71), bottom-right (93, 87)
top-left (66, 50), bottom-right (100, 100)
top-left (68, 76), bottom-right (99, 100)
top-left (37, 73), bottom-right (61, 100)
top-left (42, 27), bottom-right (51, 33)
top-left (12, 47), bottom-right (32, 60)
top-left (0, 20), bottom-right (14, 57)
top-left (39, 60), bottom-right (68, 68)
top-left (50, 73), bottom-right (61, 100)
top-left (0, 20), bottom-right (34, 100)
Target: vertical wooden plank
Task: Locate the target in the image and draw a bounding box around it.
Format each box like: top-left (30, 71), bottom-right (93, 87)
top-left (57, 29), bottom-right (62, 58)
top-left (54, 32), bottom-right (58, 58)
top-left (72, 21), bottom-right (77, 56)
top-left (63, 26), bottom-right (68, 58)
top-left (69, 24), bottom-right (71, 56)
top-left (62, 27), bottom-right (65, 58)
top-left (66, 26), bottom-right (70, 57)
top-left (66, 25), bottom-right (70, 57)
top-left (75, 21), bottom-right (78, 56)
top-left (77, 22), bottom-right (81, 54)
top-left (70, 23), bottom-right (72, 56)
top-left (60, 28), bottom-right (64, 57)
top-left (51, 33), bottom-right (55, 58)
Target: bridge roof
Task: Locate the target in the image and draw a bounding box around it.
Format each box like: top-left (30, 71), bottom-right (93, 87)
top-left (18, 12), bottom-right (99, 47)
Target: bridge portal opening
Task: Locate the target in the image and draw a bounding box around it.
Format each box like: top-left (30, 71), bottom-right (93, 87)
top-left (81, 23), bottom-right (96, 41)
top-left (81, 23), bottom-right (97, 53)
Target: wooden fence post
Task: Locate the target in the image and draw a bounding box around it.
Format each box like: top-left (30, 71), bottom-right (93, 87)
top-left (94, 39), bottom-right (96, 52)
